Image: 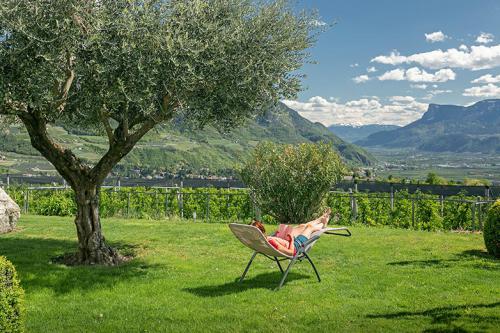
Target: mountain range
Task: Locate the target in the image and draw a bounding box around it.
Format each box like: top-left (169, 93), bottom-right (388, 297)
top-left (356, 99), bottom-right (500, 153)
top-left (328, 124), bottom-right (400, 143)
top-left (0, 103), bottom-right (375, 175)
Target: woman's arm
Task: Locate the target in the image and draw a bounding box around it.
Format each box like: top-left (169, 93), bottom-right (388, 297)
top-left (268, 236), bottom-right (295, 256)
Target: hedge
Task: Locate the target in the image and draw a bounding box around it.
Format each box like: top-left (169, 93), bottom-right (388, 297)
top-left (484, 200), bottom-right (500, 258)
top-left (0, 256), bottom-right (24, 333)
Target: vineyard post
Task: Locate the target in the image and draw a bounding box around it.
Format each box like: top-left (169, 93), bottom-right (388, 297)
top-left (126, 192), bottom-right (131, 218)
top-left (164, 188), bottom-right (169, 218)
top-left (180, 189), bottom-right (184, 219)
top-left (349, 188), bottom-right (357, 221)
top-left (390, 184), bottom-right (394, 211)
top-left (250, 191), bottom-right (255, 218)
top-left (26, 189), bottom-right (30, 214)
top-left (471, 201), bottom-right (476, 231)
top-left (206, 192), bottom-right (210, 221)
top-left (484, 186), bottom-right (490, 200)
top-left (411, 197), bottom-right (415, 228)
top-left (226, 192), bottom-right (230, 220)
top-left (477, 197), bottom-right (482, 230)
top-left (154, 191), bottom-right (158, 219)
top-left (23, 190), bottom-right (28, 214)
top-left (250, 190), bottom-right (261, 220)
top-left (440, 195), bottom-right (444, 217)
top-left (6, 174), bottom-right (9, 189)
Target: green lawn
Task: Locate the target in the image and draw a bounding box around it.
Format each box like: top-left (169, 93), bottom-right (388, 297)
top-left (1, 216), bottom-right (499, 332)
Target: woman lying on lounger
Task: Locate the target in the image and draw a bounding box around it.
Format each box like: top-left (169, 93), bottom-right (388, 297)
top-left (250, 208), bottom-right (331, 256)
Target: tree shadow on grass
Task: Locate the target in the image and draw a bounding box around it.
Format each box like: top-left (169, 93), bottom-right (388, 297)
top-left (459, 249), bottom-right (496, 260)
top-left (387, 249), bottom-right (498, 269)
top-left (0, 237), bottom-right (162, 295)
top-left (367, 302), bottom-right (500, 333)
top-left (387, 259), bottom-right (460, 268)
top-left (183, 271), bottom-right (310, 297)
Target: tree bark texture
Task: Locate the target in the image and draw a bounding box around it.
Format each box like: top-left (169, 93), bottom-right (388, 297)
top-left (73, 185), bottom-right (120, 265)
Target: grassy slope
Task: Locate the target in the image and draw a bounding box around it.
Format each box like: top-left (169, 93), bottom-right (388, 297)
top-left (0, 104), bottom-right (374, 175)
top-left (0, 216), bottom-right (498, 332)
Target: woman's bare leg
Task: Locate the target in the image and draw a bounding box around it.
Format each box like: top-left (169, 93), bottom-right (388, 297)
top-left (299, 223), bottom-right (324, 238)
top-left (291, 209), bottom-right (331, 237)
top-left (289, 208), bottom-right (332, 237)
top-left (320, 208), bottom-right (332, 227)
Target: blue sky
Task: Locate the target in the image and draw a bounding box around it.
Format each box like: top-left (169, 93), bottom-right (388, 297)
top-left (283, 0), bottom-right (500, 126)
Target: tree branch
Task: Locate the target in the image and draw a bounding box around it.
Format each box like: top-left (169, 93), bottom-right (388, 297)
top-left (89, 95), bottom-right (178, 185)
top-left (53, 51), bottom-right (75, 113)
top-left (122, 114), bottom-right (129, 139)
top-left (18, 109), bottom-right (90, 188)
top-left (99, 110), bottom-right (115, 145)
top-left (0, 100), bottom-right (28, 115)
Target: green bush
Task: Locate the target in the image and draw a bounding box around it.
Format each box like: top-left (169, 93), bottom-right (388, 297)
top-left (0, 256), bottom-right (24, 333)
top-left (240, 142), bottom-right (345, 224)
top-left (34, 191), bottom-right (76, 216)
top-left (326, 193), bottom-right (352, 225)
top-left (484, 200), bottom-right (500, 258)
top-left (443, 191), bottom-right (474, 230)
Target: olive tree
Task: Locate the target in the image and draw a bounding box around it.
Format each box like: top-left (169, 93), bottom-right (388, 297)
top-left (0, 0), bottom-right (317, 265)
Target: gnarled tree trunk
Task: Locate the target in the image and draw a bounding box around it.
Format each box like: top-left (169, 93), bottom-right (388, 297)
top-left (18, 110), bottom-right (159, 265)
top-left (73, 184), bottom-right (120, 265)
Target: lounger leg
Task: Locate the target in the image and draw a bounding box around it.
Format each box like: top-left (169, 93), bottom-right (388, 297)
top-left (239, 252), bottom-right (258, 282)
top-left (277, 256), bottom-right (298, 290)
top-left (304, 252), bottom-right (321, 282)
top-left (274, 257), bottom-right (284, 273)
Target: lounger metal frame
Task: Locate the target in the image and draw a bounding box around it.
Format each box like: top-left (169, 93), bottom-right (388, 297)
top-left (234, 226), bottom-right (351, 290)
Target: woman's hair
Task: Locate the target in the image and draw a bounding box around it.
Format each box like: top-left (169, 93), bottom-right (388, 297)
top-left (251, 220), bottom-right (266, 234)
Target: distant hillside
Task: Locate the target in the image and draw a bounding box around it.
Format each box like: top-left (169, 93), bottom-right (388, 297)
top-left (0, 103), bottom-right (375, 175)
top-left (328, 124), bottom-right (400, 143)
top-left (356, 99), bottom-right (500, 153)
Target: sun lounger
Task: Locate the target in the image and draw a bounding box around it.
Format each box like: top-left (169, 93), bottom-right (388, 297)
top-left (229, 223), bottom-right (351, 290)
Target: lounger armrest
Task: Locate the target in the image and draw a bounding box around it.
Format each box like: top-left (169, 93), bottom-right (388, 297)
top-left (295, 235), bottom-right (321, 253)
top-left (324, 227), bottom-right (351, 237)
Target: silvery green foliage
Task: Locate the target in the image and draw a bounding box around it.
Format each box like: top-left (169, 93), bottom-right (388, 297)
top-left (241, 142), bottom-right (346, 224)
top-left (0, 0), bottom-right (316, 132)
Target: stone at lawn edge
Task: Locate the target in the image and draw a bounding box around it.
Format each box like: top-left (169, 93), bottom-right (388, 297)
top-left (0, 187), bottom-right (20, 233)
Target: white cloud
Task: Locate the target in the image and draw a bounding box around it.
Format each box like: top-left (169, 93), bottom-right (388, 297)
top-left (425, 31), bottom-right (448, 43)
top-left (463, 83), bottom-right (500, 97)
top-left (282, 96), bottom-right (428, 126)
top-left (350, 63), bottom-right (359, 68)
top-left (366, 66), bottom-right (377, 73)
top-left (422, 89), bottom-right (452, 100)
top-left (476, 32), bottom-right (494, 44)
top-left (411, 84), bottom-right (428, 89)
top-left (458, 44), bottom-right (468, 51)
top-left (378, 68), bottom-right (406, 81)
top-left (378, 67), bottom-right (456, 82)
top-left (353, 75), bottom-right (371, 83)
top-left (406, 67), bottom-right (456, 82)
top-left (371, 51), bottom-right (407, 66)
top-left (390, 96), bottom-right (415, 103)
top-left (371, 44), bottom-right (500, 70)
top-left (431, 89), bottom-right (452, 95)
top-left (471, 74), bottom-right (500, 84)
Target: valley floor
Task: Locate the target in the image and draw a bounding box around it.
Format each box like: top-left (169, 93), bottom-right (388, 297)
top-left (1, 216), bottom-right (499, 332)
top-left (368, 148), bottom-right (500, 183)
